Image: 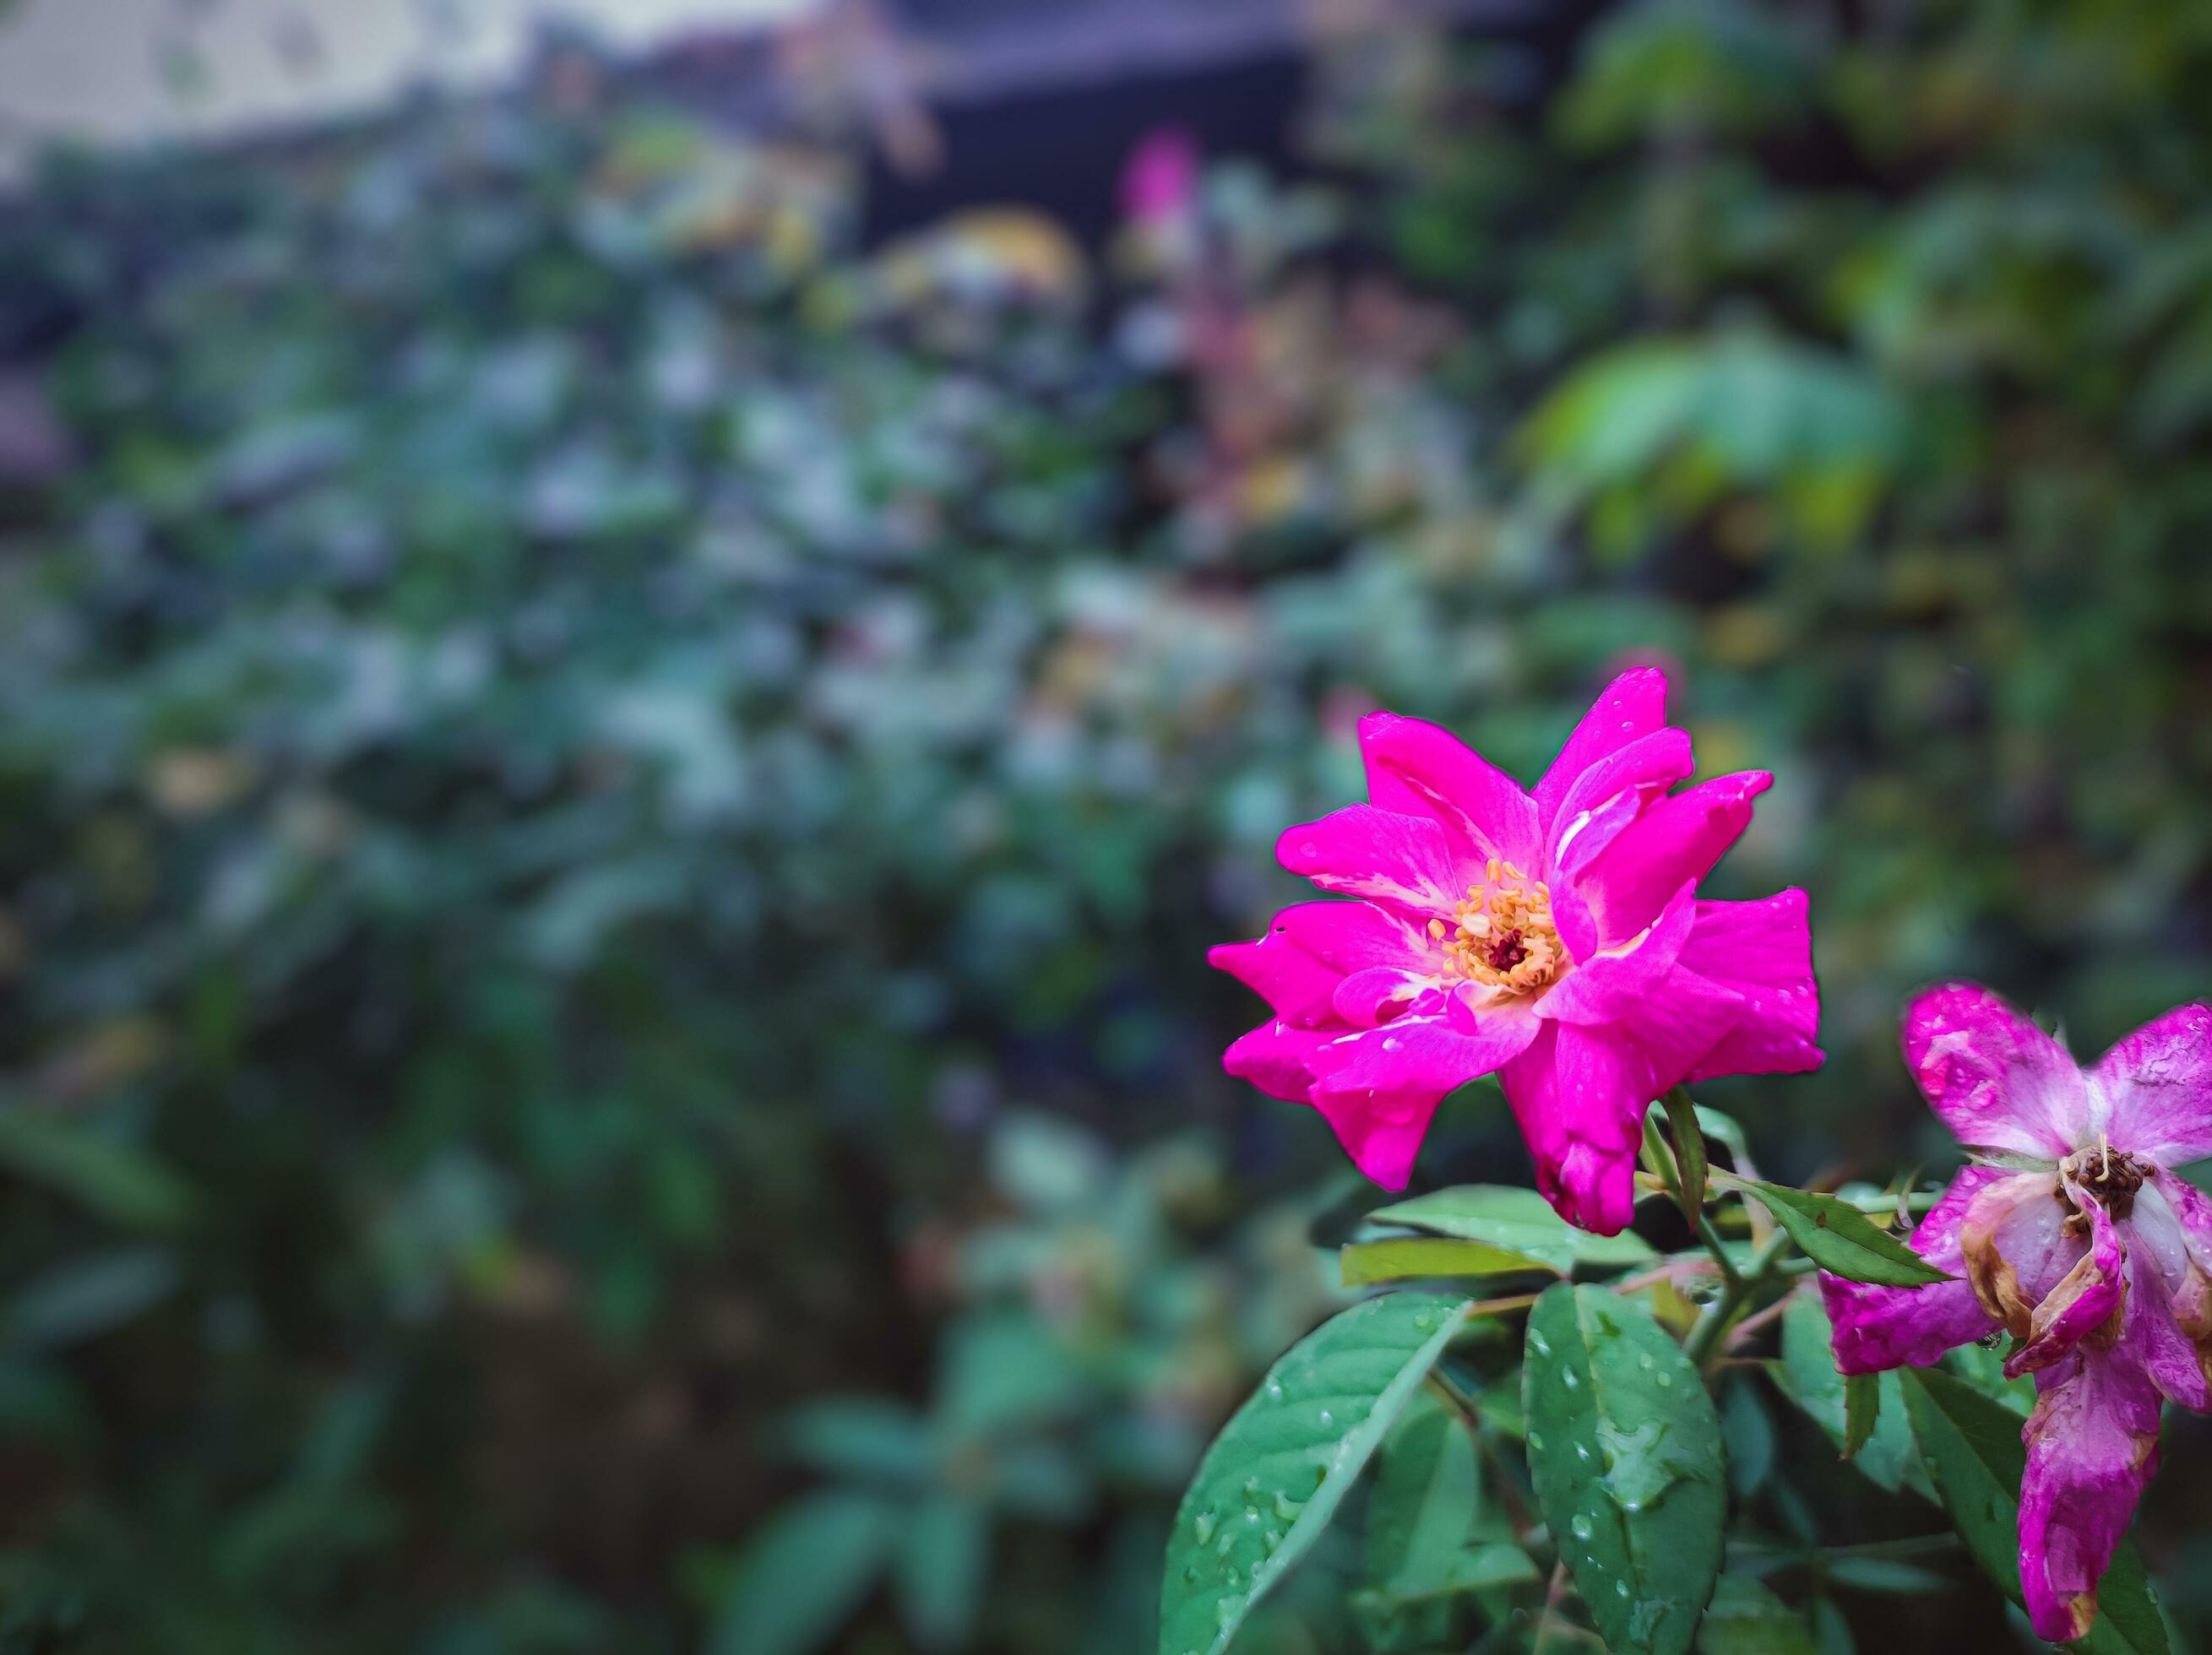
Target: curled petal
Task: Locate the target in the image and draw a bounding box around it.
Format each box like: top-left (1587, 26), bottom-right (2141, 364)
top-left (1331, 967), bottom-right (1442, 1028)
top-left (1357, 710), bottom-right (1542, 874)
top-left (2003, 1183), bottom-right (2125, 1380)
top-left (2019, 1348), bottom-right (2163, 1642)
top-left (1546, 729), bottom-right (1695, 880)
top-left (1676, 891), bottom-right (1823, 1083)
top-left (1579, 770), bottom-right (1771, 945)
top-left (1823, 1166), bottom-right (2014, 1373)
top-left (1901, 983), bottom-right (2089, 1158)
top-left (2117, 1196), bottom-right (2212, 1411)
top-left (1277, 806), bottom-right (1465, 918)
top-left (2092, 1001), bottom-right (2212, 1162)
top-left (1959, 1173), bottom-right (2082, 1337)
top-left (1531, 665), bottom-right (1671, 828)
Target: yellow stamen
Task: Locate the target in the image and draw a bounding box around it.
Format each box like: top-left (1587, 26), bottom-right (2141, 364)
top-left (1435, 860), bottom-right (1568, 996)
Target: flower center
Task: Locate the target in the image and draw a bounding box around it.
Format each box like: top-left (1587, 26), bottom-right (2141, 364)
top-left (1430, 857), bottom-right (1565, 996)
top-left (2059, 1141), bottom-right (2147, 1224)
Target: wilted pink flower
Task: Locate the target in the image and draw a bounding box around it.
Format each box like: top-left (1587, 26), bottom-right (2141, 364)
top-left (1823, 985), bottom-right (2212, 1641)
top-left (1209, 667), bottom-right (1820, 1232)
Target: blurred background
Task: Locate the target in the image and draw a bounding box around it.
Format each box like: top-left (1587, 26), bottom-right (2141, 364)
top-left (2, 0), bottom-right (2209, 1649)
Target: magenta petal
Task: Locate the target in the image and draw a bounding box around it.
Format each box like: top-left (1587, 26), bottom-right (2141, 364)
top-left (1901, 982), bottom-right (2089, 1158)
top-left (1308, 1087), bottom-right (1443, 1192)
top-left (1209, 900), bottom-right (1432, 1025)
top-left (1499, 1021), bottom-right (1655, 1235)
top-left (1222, 1019), bottom-right (1334, 1104)
top-left (2019, 1348), bottom-right (2163, 1642)
top-left (2117, 1200), bottom-right (2212, 1412)
top-left (2092, 1001), bottom-right (2212, 1163)
top-left (1357, 710), bottom-right (1543, 872)
top-left (1309, 1012), bottom-right (1535, 1105)
top-left (1673, 891), bottom-right (1823, 1082)
top-left (1531, 665), bottom-right (1671, 828)
top-left (1579, 770), bottom-right (1771, 944)
top-left (1545, 729), bottom-right (1696, 879)
top-left (1821, 1167), bottom-right (2014, 1373)
top-left (1331, 966), bottom-right (1440, 1028)
top-left (1535, 882), bottom-right (1698, 1028)
top-left (1276, 805), bottom-right (1465, 918)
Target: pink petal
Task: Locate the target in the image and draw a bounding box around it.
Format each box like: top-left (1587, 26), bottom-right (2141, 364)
top-left (1357, 710), bottom-right (1542, 873)
top-left (1499, 1020), bottom-right (1657, 1235)
top-left (2004, 1186), bottom-right (2125, 1379)
top-left (1222, 1018), bottom-right (1334, 1103)
top-left (2092, 1001), bottom-right (2212, 1163)
top-left (1676, 890), bottom-right (1823, 1082)
top-left (1579, 770), bottom-right (1771, 945)
top-left (1545, 729), bottom-right (1695, 880)
top-left (1276, 806), bottom-right (1465, 919)
top-left (1534, 882), bottom-right (1698, 1028)
top-left (1209, 900), bottom-right (1433, 1025)
top-left (2019, 1347), bottom-right (2163, 1642)
top-left (1531, 665), bottom-right (1671, 828)
top-left (2116, 1197), bottom-right (2211, 1412)
top-left (1331, 968), bottom-right (1443, 1028)
top-left (1822, 1166), bottom-right (2014, 1373)
top-left (1305, 1014), bottom-right (1539, 1190)
top-left (1901, 982), bottom-right (2090, 1159)
top-left (1309, 1012), bottom-right (1536, 1106)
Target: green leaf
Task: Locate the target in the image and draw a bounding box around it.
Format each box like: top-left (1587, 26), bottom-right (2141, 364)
top-left (1364, 1391), bottom-right (1480, 1599)
top-left (6, 1247), bottom-right (181, 1351)
top-left (709, 1490), bottom-right (896, 1655)
top-left (894, 1494), bottom-right (991, 1651)
top-left (1841, 1373), bottom-right (1878, 1460)
top-left (1773, 1294), bottom-right (1932, 1500)
top-left (0, 1109), bottom-right (195, 1229)
top-left (1157, 1292), bottom-right (1470, 1655)
top-left (1691, 1106), bottom-right (1752, 1175)
top-left (1661, 1089), bottom-right (1709, 1221)
top-left (1696, 1575), bottom-right (1818, 1655)
top-left (1367, 1186), bottom-right (1655, 1275)
top-left (1341, 1236), bottom-right (1547, 1287)
top-left (1715, 1175), bottom-right (1948, 1288)
top-left (1522, 1283), bottom-right (1726, 1655)
top-left (1898, 1367), bottom-right (2169, 1655)
top-left (785, 1397), bottom-right (936, 1486)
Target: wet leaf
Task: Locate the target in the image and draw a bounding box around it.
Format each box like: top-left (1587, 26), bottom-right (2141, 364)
top-left (1367, 1186), bottom-right (1655, 1276)
top-left (1158, 1293), bottom-right (1469, 1655)
top-left (1522, 1283), bottom-right (1726, 1655)
top-left (1717, 1175), bottom-right (1948, 1288)
top-left (1773, 1294), bottom-right (1932, 1500)
top-left (1696, 1575), bottom-right (1818, 1655)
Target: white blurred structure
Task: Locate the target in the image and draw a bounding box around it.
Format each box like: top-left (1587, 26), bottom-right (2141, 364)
top-left (0, 0), bottom-right (821, 176)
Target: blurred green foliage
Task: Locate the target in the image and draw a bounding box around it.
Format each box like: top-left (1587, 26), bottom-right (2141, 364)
top-left (0, 0), bottom-right (2209, 1647)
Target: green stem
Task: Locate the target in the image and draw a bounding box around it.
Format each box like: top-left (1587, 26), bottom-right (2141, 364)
top-left (1682, 1230), bottom-right (1791, 1367)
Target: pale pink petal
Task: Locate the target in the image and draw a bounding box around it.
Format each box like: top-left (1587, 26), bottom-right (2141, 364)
top-left (1276, 806), bottom-right (1464, 918)
top-left (1531, 665), bottom-right (1671, 827)
top-left (1579, 771), bottom-right (1771, 945)
top-left (1534, 882), bottom-right (1698, 1028)
top-left (1499, 1021), bottom-right (1658, 1235)
top-left (1901, 983), bottom-right (2089, 1158)
top-left (1677, 891), bottom-right (1823, 1082)
top-left (2019, 1348), bottom-right (2163, 1642)
top-left (1545, 729), bottom-right (1696, 879)
top-left (1357, 710), bottom-right (1542, 872)
top-left (1222, 1019), bottom-right (1334, 1103)
top-left (2092, 1001), bottom-right (2212, 1163)
top-left (2116, 1194), bottom-right (2211, 1412)
top-left (1822, 1166), bottom-right (2013, 1373)
top-left (2005, 1186), bottom-right (2125, 1380)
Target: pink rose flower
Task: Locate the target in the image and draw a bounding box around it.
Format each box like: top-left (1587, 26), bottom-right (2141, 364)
top-left (1209, 667), bottom-right (1821, 1232)
top-left (1823, 984), bottom-right (2212, 1641)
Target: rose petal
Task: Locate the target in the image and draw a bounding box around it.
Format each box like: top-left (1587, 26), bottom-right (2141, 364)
top-left (1674, 891), bottom-right (1823, 1082)
top-left (1222, 1018), bottom-right (1334, 1103)
top-left (1277, 806), bottom-right (1465, 919)
top-left (1545, 729), bottom-right (1695, 880)
top-left (2019, 1347), bottom-right (2163, 1642)
top-left (2004, 1184), bottom-right (2125, 1380)
top-left (1531, 665), bottom-right (1671, 828)
top-left (1578, 770), bottom-right (1771, 945)
top-left (1901, 982), bottom-right (2090, 1158)
top-left (1535, 882), bottom-right (1698, 1028)
top-left (1357, 710), bottom-right (1542, 874)
top-left (1822, 1166), bottom-right (2014, 1374)
top-left (1499, 1019), bottom-right (1661, 1235)
top-left (2093, 1001), bottom-right (2212, 1163)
